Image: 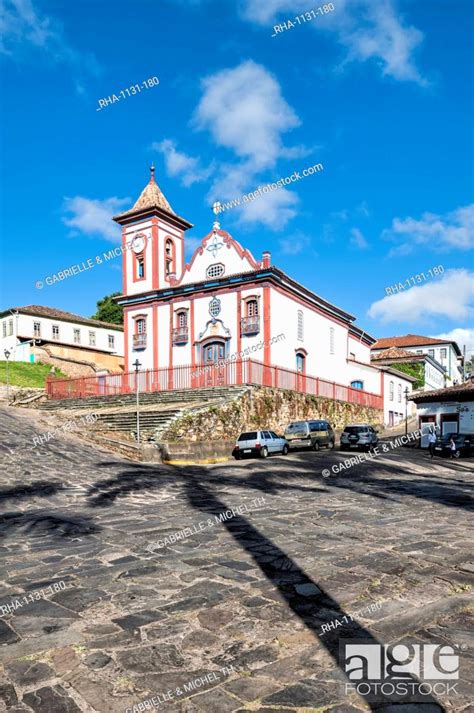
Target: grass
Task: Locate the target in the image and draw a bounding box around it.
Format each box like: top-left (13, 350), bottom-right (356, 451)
top-left (0, 361), bottom-right (66, 388)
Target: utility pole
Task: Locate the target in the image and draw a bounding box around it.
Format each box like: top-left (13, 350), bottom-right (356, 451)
top-left (133, 359), bottom-right (142, 447)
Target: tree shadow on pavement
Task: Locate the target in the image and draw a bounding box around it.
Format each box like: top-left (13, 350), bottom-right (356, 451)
top-left (83, 459), bottom-right (448, 711)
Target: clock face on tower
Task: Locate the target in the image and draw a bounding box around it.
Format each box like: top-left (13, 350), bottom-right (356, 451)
top-left (131, 233), bottom-right (146, 253)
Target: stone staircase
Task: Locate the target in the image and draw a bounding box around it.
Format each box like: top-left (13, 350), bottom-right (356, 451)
top-left (38, 386), bottom-right (249, 441)
top-left (38, 386), bottom-right (245, 412)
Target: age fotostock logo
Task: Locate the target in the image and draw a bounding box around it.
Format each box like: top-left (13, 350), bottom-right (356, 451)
top-left (342, 642), bottom-right (460, 699)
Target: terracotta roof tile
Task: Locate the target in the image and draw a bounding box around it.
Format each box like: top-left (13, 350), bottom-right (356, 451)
top-left (371, 347), bottom-right (424, 360)
top-left (373, 334), bottom-right (452, 349)
top-left (410, 380), bottom-right (474, 401)
top-left (4, 305), bottom-right (123, 331)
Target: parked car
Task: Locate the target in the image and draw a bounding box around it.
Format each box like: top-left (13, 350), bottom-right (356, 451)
top-left (232, 430), bottom-right (289, 459)
top-left (433, 433), bottom-right (474, 458)
top-left (284, 420), bottom-right (335, 451)
top-left (340, 424), bottom-right (378, 451)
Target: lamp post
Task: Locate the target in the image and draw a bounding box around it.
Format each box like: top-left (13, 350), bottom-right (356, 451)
top-left (404, 386), bottom-right (409, 437)
top-left (3, 349), bottom-right (11, 404)
top-left (133, 358), bottom-right (142, 447)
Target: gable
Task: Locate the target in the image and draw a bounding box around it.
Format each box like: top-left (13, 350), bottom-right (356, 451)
top-left (179, 225), bottom-right (261, 286)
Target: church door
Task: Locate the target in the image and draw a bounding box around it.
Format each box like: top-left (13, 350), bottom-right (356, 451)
top-left (201, 341), bottom-right (226, 387)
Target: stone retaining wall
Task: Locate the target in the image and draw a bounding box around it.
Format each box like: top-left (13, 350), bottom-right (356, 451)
top-left (158, 386), bottom-right (383, 443)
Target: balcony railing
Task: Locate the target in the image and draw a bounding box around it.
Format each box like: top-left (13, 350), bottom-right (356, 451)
top-left (241, 316), bottom-right (260, 335)
top-left (172, 326), bottom-right (189, 344)
top-left (45, 359), bottom-right (384, 411)
top-left (133, 333), bottom-right (147, 350)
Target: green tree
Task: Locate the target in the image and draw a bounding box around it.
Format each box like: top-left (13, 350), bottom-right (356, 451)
top-left (390, 362), bottom-right (425, 389)
top-left (91, 292), bottom-right (123, 325)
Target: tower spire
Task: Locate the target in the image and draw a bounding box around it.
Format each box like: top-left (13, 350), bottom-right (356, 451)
top-left (150, 163), bottom-right (155, 183)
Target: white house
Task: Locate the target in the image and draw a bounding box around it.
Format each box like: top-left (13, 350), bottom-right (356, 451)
top-left (410, 381), bottom-right (474, 444)
top-left (371, 346), bottom-right (445, 392)
top-left (372, 335), bottom-right (463, 385)
top-left (377, 365), bottom-right (416, 427)
top-left (0, 305), bottom-right (124, 374)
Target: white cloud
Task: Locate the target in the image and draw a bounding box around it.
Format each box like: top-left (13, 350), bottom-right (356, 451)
top-left (368, 269), bottom-right (474, 323)
top-left (384, 204), bottom-right (474, 256)
top-left (237, 187), bottom-right (299, 230)
top-left (432, 328), bottom-right (474, 359)
top-left (0, 0), bottom-right (99, 76)
top-left (62, 196), bottom-right (129, 242)
top-left (278, 231), bottom-right (311, 255)
top-left (154, 60), bottom-right (308, 230)
top-left (152, 139), bottom-right (214, 187)
top-left (239, 0), bottom-right (427, 86)
top-left (193, 60), bottom-right (301, 172)
top-left (350, 227), bottom-right (369, 249)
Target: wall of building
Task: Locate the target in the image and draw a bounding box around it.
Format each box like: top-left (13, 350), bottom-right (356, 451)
top-left (424, 361), bottom-right (445, 390)
top-left (383, 372), bottom-right (413, 426)
top-left (123, 220), bottom-right (154, 297)
top-left (0, 313), bottom-right (123, 361)
top-left (415, 400), bottom-right (474, 435)
top-left (269, 287), bottom-right (350, 381)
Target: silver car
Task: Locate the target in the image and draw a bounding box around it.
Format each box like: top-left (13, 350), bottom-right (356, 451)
top-left (340, 424), bottom-right (379, 451)
top-left (233, 430), bottom-right (289, 459)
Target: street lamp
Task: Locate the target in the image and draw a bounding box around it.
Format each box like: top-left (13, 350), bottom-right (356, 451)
top-left (404, 386), bottom-right (409, 436)
top-left (133, 358), bottom-right (142, 447)
top-left (4, 349), bottom-right (11, 404)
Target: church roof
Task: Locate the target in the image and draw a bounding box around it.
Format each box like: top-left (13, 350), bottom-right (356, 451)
top-left (113, 165), bottom-right (176, 221)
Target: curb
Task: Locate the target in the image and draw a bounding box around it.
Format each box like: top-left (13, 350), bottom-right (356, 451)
top-left (163, 457), bottom-right (230, 465)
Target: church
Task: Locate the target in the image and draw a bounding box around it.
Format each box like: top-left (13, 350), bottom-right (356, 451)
top-left (113, 167), bottom-right (413, 418)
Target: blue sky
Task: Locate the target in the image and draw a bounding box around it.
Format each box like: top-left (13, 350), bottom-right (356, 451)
top-left (1, 0), bottom-right (473, 355)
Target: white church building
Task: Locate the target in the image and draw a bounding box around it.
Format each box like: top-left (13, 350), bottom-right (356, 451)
top-left (48, 167), bottom-right (415, 420)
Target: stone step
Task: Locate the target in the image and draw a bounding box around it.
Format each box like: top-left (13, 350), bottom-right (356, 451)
top-left (40, 386), bottom-right (247, 411)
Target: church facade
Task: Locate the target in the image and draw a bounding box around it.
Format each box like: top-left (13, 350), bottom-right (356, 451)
top-left (112, 168), bottom-right (411, 416)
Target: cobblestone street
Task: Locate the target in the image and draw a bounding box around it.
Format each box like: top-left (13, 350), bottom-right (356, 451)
top-left (0, 406), bottom-right (473, 712)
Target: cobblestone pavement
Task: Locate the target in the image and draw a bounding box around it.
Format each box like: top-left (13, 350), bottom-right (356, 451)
top-left (0, 406), bottom-right (473, 712)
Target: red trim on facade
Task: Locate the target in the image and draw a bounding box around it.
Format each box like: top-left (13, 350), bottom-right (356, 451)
top-left (132, 251), bottom-right (146, 283)
top-left (122, 228), bottom-right (127, 296)
top-left (168, 303), bottom-right (173, 389)
top-left (190, 298), bottom-right (195, 369)
top-left (263, 286), bottom-right (271, 386)
top-left (124, 308), bottom-right (129, 373)
top-left (151, 218), bottom-right (159, 290)
top-left (153, 302), bottom-right (159, 372)
top-left (164, 236), bottom-right (177, 283)
top-left (236, 291), bottom-right (242, 383)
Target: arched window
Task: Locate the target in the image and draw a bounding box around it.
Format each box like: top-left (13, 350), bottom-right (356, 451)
top-left (398, 384), bottom-right (402, 402)
top-left (176, 310), bottom-right (187, 328)
top-left (241, 297), bottom-right (260, 335)
top-left (351, 380), bottom-right (364, 390)
top-left (296, 351), bottom-right (306, 373)
top-left (246, 299), bottom-right (258, 317)
top-left (165, 238), bottom-right (175, 277)
top-left (173, 309), bottom-right (188, 344)
top-left (297, 310), bottom-right (304, 341)
top-left (389, 380), bottom-right (394, 401)
top-left (133, 316), bottom-right (147, 350)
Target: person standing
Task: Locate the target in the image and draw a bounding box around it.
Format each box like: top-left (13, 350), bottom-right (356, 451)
top-left (449, 436), bottom-right (457, 459)
top-left (428, 429), bottom-right (437, 458)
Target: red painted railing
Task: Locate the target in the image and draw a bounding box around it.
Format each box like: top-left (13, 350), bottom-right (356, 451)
top-left (45, 359), bottom-right (383, 410)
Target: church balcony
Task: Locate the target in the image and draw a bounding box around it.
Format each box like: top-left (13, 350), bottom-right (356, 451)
top-left (241, 317), bottom-right (260, 336)
top-left (133, 333), bottom-right (147, 350)
top-left (172, 326), bottom-right (189, 344)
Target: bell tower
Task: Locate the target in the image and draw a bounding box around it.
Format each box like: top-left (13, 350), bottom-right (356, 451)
top-left (113, 165), bottom-right (193, 297)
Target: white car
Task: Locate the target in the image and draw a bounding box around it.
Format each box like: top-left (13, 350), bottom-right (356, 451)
top-left (232, 430), bottom-right (289, 459)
